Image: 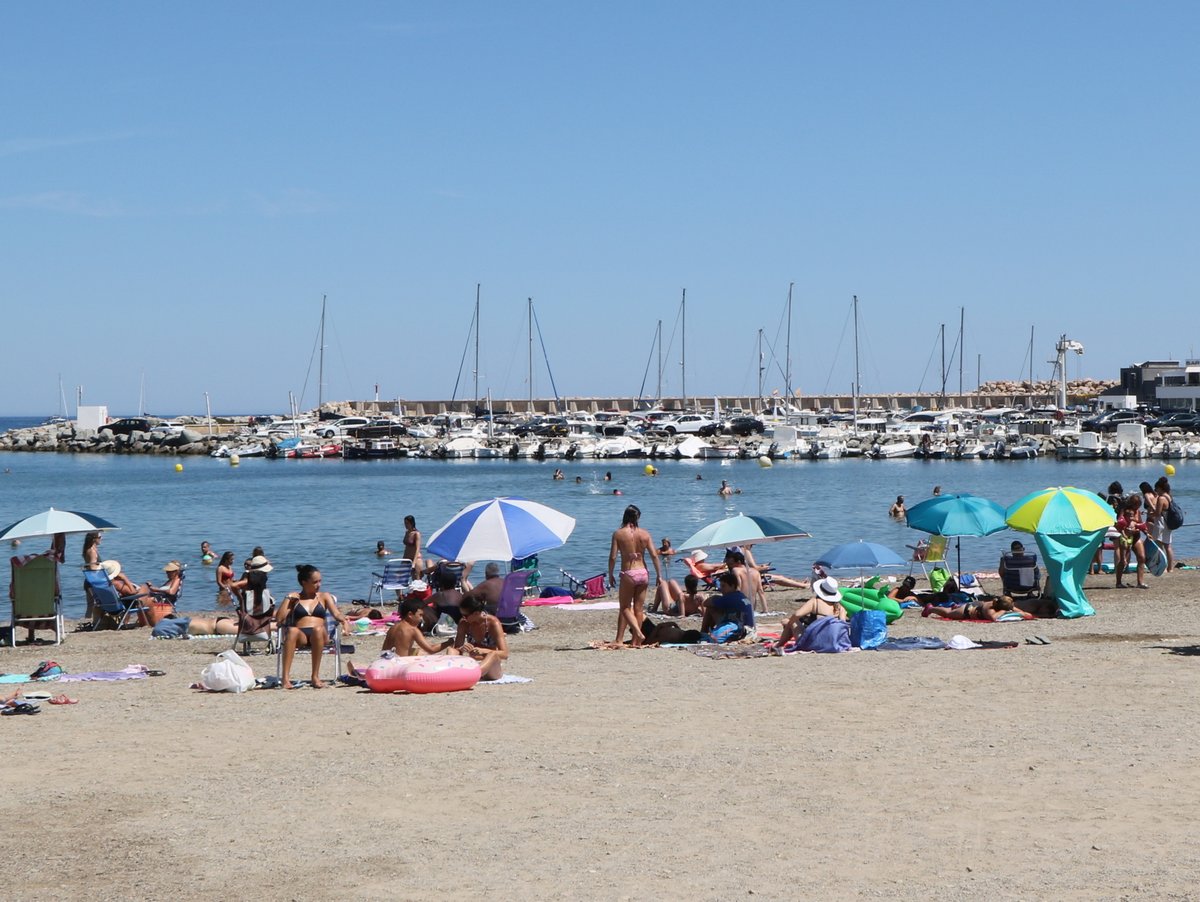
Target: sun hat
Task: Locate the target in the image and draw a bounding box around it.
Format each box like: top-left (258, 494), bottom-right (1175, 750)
top-left (691, 549), bottom-right (708, 563)
top-left (947, 635), bottom-right (981, 650)
top-left (813, 576), bottom-right (843, 603)
top-left (162, 560), bottom-right (182, 573)
top-left (246, 555), bottom-right (273, 572)
top-left (101, 560), bottom-right (121, 579)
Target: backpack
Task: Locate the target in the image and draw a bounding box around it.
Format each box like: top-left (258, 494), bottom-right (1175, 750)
top-left (1165, 498), bottom-right (1185, 530)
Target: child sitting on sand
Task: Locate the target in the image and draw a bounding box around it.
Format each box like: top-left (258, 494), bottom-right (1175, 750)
top-left (345, 598), bottom-right (451, 682)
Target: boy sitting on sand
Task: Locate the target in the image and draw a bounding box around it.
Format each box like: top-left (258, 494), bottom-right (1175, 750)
top-left (345, 598), bottom-right (451, 682)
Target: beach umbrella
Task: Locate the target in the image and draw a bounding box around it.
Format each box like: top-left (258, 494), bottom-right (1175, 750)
top-left (426, 496), bottom-right (576, 562)
top-left (1005, 486), bottom-right (1116, 535)
top-left (905, 492), bottom-right (1008, 577)
top-left (814, 540), bottom-right (906, 577)
top-left (1005, 487), bottom-right (1117, 620)
top-left (0, 508), bottom-right (119, 542)
top-left (677, 513), bottom-right (810, 552)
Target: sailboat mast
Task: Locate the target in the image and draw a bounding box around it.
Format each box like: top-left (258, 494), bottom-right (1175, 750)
top-left (852, 295), bottom-right (861, 428)
top-left (473, 284), bottom-right (481, 408)
top-left (318, 295), bottom-right (326, 413)
top-left (1028, 325), bottom-right (1035, 407)
top-left (680, 288), bottom-right (687, 409)
top-left (939, 323), bottom-right (946, 399)
top-left (958, 307), bottom-right (964, 396)
top-left (785, 282), bottom-right (793, 400)
top-left (656, 319), bottom-right (663, 402)
top-left (528, 298), bottom-right (534, 410)
top-left (757, 329), bottom-right (764, 406)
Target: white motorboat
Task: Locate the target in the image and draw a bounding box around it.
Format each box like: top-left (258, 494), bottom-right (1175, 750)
top-left (870, 440), bottom-right (916, 459)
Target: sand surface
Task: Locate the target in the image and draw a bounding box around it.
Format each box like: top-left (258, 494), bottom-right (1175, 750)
top-left (2, 572), bottom-right (1200, 901)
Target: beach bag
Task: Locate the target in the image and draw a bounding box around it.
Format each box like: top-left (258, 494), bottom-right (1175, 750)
top-left (199, 650), bottom-right (255, 693)
top-left (704, 621), bottom-right (744, 644)
top-left (849, 609), bottom-right (888, 650)
top-left (796, 616), bottom-right (851, 653)
top-left (1166, 498), bottom-right (1185, 530)
top-left (929, 567), bottom-right (951, 592)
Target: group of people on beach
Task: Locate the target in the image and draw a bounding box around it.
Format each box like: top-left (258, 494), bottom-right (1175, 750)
top-left (1102, 478), bottom-right (1178, 589)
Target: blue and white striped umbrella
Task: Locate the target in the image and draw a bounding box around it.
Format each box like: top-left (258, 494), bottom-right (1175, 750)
top-left (426, 496), bottom-right (576, 562)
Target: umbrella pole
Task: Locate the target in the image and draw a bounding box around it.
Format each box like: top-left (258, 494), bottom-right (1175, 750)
top-left (957, 537), bottom-right (962, 580)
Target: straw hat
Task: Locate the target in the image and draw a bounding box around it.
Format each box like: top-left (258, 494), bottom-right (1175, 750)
top-left (245, 555), bottom-right (273, 573)
top-left (101, 560), bottom-right (121, 579)
top-left (813, 576), bottom-right (843, 603)
top-left (162, 560), bottom-right (183, 573)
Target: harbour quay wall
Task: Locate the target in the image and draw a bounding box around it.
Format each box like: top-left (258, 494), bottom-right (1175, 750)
top-left (342, 392), bottom-right (1073, 417)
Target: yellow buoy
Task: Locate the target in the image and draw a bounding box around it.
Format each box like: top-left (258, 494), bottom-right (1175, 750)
top-left (229, 454), bottom-right (240, 467)
top-left (758, 455), bottom-right (773, 468)
top-left (1165, 464), bottom-right (1176, 476)
top-left (174, 463), bottom-right (184, 472)
top-left (644, 464), bottom-right (655, 475)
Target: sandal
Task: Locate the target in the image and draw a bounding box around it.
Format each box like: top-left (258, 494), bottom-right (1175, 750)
top-left (48, 695), bottom-right (79, 705)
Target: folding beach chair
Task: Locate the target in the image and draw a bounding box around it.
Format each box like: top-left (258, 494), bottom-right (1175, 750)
top-left (682, 557), bottom-right (721, 591)
top-left (434, 561), bottom-right (466, 591)
top-left (83, 569), bottom-right (151, 630)
top-left (908, 535), bottom-right (948, 581)
top-left (276, 600), bottom-right (343, 684)
top-left (9, 556), bottom-right (64, 646)
top-left (368, 558), bottom-right (413, 604)
top-left (509, 554), bottom-right (540, 598)
top-left (232, 575), bottom-right (276, 656)
top-left (495, 571), bottom-right (532, 633)
top-left (557, 568), bottom-right (608, 600)
top-left (999, 552), bottom-right (1041, 598)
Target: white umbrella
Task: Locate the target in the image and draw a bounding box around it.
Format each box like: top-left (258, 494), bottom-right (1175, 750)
top-left (0, 508), bottom-right (120, 542)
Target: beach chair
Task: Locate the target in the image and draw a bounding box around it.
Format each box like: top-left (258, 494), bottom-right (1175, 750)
top-left (509, 554), bottom-right (540, 598)
top-left (435, 561), bottom-right (466, 591)
top-left (999, 552), bottom-right (1041, 597)
top-left (232, 579), bottom-right (276, 656)
top-left (557, 568), bottom-right (608, 600)
top-left (83, 569), bottom-right (151, 630)
top-left (496, 570), bottom-right (532, 633)
top-left (908, 535), bottom-right (948, 581)
top-left (368, 558), bottom-right (413, 604)
top-left (8, 556), bottom-right (64, 646)
top-left (682, 556), bottom-right (721, 591)
top-left (276, 600), bottom-right (343, 684)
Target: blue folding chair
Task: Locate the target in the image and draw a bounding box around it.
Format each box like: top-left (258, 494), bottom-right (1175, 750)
top-left (83, 569), bottom-right (151, 630)
top-left (369, 559), bottom-right (413, 604)
top-left (496, 571), bottom-right (532, 632)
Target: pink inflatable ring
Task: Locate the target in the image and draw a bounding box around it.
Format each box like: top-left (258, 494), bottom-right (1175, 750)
top-left (364, 657), bottom-right (481, 694)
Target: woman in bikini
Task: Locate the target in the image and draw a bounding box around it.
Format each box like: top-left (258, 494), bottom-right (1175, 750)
top-left (451, 595), bottom-right (508, 680)
top-left (607, 504), bottom-right (662, 646)
top-left (402, 515), bottom-right (424, 577)
top-left (923, 595), bottom-right (1016, 621)
top-left (215, 551), bottom-right (241, 607)
top-left (1114, 494), bottom-right (1148, 590)
top-left (277, 564), bottom-right (349, 689)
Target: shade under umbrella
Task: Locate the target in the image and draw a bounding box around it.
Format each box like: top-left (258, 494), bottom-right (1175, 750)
top-left (426, 496), bottom-right (576, 562)
top-left (0, 508), bottom-right (120, 542)
top-left (814, 540), bottom-right (906, 571)
top-left (906, 492), bottom-right (1008, 576)
top-left (678, 513), bottom-right (810, 552)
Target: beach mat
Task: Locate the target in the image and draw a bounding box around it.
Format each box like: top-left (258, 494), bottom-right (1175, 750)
top-left (478, 674), bottom-right (532, 685)
top-left (554, 601), bottom-right (619, 611)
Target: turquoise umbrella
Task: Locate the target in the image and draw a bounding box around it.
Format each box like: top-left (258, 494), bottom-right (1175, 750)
top-left (678, 514), bottom-right (810, 552)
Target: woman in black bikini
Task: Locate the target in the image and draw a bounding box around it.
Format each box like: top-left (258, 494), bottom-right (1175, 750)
top-left (277, 564), bottom-right (348, 689)
top-left (451, 595), bottom-right (508, 680)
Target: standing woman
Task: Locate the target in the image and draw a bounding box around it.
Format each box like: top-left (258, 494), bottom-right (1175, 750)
top-left (607, 504), bottom-right (662, 647)
top-left (277, 564), bottom-right (348, 689)
top-left (215, 551), bottom-right (240, 607)
top-left (402, 515), bottom-right (424, 577)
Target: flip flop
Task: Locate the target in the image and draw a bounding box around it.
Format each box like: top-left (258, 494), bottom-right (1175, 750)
top-left (48, 695), bottom-right (79, 705)
top-left (1025, 636), bottom-right (1051, 646)
top-left (146, 670), bottom-right (167, 677)
top-left (23, 691), bottom-right (52, 700)
top-left (2, 702), bottom-right (40, 715)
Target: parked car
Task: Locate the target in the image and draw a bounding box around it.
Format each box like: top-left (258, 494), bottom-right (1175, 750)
top-left (317, 417), bottom-right (372, 438)
top-left (101, 417), bottom-right (152, 436)
top-left (1082, 410), bottom-right (1145, 433)
top-left (661, 414), bottom-right (717, 435)
top-left (149, 420), bottom-right (186, 436)
top-left (726, 416), bottom-right (766, 436)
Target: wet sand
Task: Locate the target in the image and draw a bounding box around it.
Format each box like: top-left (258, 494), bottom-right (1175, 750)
top-left (2, 571), bottom-right (1199, 900)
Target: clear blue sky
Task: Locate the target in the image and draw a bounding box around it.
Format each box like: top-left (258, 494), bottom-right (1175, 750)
top-left (4, 2), bottom-right (1197, 415)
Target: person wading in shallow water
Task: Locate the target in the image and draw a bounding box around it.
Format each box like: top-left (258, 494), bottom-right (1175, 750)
top-left (608, 504), bottom-right (661, 647)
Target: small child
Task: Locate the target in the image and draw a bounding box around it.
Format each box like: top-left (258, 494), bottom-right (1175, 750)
top-left (345, 598), bottom-right (450, 683)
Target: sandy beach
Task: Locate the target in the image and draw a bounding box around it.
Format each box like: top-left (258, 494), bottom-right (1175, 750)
top-left (3, 571), bottom-right (1200, 901)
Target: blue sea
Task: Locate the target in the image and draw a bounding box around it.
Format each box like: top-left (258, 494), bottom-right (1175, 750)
top-left (1, 416), bottom-right (1193, 618)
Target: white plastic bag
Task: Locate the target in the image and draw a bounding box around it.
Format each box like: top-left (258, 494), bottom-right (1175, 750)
top-left (200, 649), bottom-right (255, 693)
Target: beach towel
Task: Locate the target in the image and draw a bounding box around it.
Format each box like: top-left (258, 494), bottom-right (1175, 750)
top-left (872, 637), bottom-right (948, 651)
top-left (554, 601), bottom-right (619, 611)
top-left (59, 665), bottom-right (149, 682)
top-left (478, 674), bottom-right (532, 685)
top-left (524, 596), bottom-right (574, 606)
top-left (0, 673), bottom-right (61, 684)
top-left (691, 644), bottom-right (772, 659)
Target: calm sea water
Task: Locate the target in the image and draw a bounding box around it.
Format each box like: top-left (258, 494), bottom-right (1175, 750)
top-left (1, 417), bottom-right (1194, 618)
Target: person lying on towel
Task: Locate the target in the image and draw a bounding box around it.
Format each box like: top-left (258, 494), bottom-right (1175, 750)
top-left (922, 595), bottom-right (1015, 621)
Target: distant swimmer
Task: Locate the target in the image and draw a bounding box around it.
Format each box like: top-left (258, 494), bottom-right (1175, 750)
top-left (604, 471), bottom-right (613, 481)
top-left (200, 541), bottom-right (214, 564)
top-left (889, 495), bottom-right (906, 519)
top-left (718, 480), bottom-right (734, 497)
top-left (695, 474), bottom-right (703, 480)
top-left (575, 475), bottom-right (583, 484)
top-left (552, 468), bottom-right (565, 480)
top-left (612, 488), bottom-right (623, 495)
top-left (375, 540), bottom-right (392, 558)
